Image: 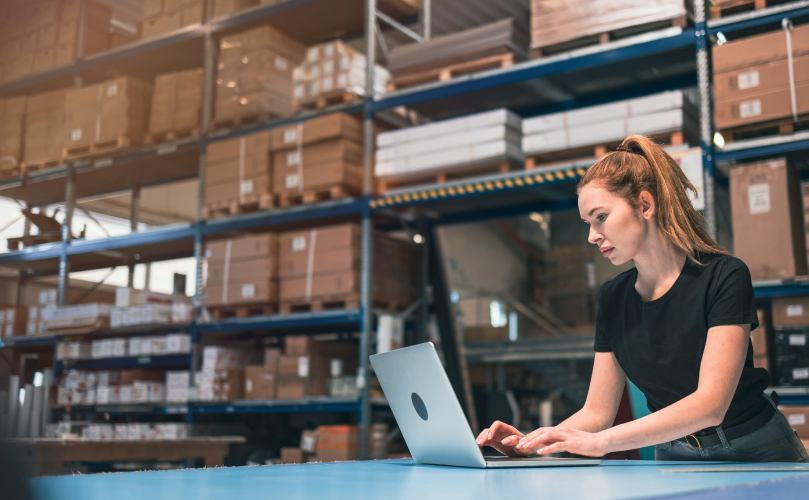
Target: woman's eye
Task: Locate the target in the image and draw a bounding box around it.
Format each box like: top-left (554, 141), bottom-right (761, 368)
top-left (597, 214), bottom-right (607, 222)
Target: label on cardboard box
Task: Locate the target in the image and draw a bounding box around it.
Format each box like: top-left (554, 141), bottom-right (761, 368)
top-left (748, 184), bottom-right (771, 214)
top-left (287, 152), bottom-right (301, 166)
top-left (71, 128), bottom-right (82, 140)
top-left (283, 129), bottom-right (297, 143)
top-left (246, 379), bottom-right (253, 392)
top-left (737, 71), bottom-right (759, 90)
top-left (331, 359), bottom-right (343, 377)
top-left (322, 76), bottom-right (333, 92)
top-left (240, 180), bottom-right (254, 195)
top-left (789, 414), bottom-right (807, 426)
top-left (337, 74), bottom-right (348, 88)
top-left (241, 284), bottom-right (255, 298)
top-left (739, 100), bottom-right (762, 118)
top-left (307, 47), bottom-right (318, 62)
top-left (107, 84), bottom-right (118, 96)
top-left (292, 237), bottom-right (306, 251)
top-left (5, 325), bottom-right (12, 337)
top-left (794, 368), bottom-right (809, 380)
top-left (298, 357), bottom-right (309, 377)
top-left (285, 174), bottom-right (299, 188)
top-left (275, 57), bottom-right (287, 71)
top-left (790, 334), bottom-right (807, 346)
top-left (787, 306), bottom-right (804, 318)
top-left (295, 84), bottom-right (305, 99)
top-left (323, 60), bottom-right (334, 75)
top-left (7, 310), bottom-right (14, 322)
top-left (324, 43), bottom-right (335, 58)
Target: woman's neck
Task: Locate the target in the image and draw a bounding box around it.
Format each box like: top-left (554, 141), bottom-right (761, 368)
top-left (632, 232), bottom-right (688, 302)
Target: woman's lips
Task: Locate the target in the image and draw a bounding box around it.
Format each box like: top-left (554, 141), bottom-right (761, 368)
top-left (601, 247), bottom-right (614, 257)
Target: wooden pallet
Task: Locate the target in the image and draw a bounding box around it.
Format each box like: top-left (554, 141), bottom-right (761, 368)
top-left (531, 16), bottom-right (688, 58)
top-left (278, 184), bottom-right (360, 208)
top-left (720, 115), bottom-right (809, 143)
top-left (525, 130), bottom-right (686, 169)
top-left (377, 159), bottom-right (518, 194)
top-left (211, 113), bottom-right (279, 132)
top-left (208, 303), bottom-right (277, 320)
top-left (145, 128), bottom-right (200, 145)
top-left (202, 192), bottom-right (274, 219)
top-left (710, 0), bottom-right (793, 19)
top-left (22, 156), bottom-right (63, 174)
top-left (63, 136), bottom-right (132, 160)
top-left (387, 53), bottom-right (515, 91)
top-left (279, 295), bottom-right (399, 315)
top-left (293, 91), bottom-right (359, 111)
top-left (0, 166), bottom-right (21, 180)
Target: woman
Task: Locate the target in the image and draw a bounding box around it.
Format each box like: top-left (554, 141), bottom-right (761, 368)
top-left (477, 135), bottom-right (809, 462)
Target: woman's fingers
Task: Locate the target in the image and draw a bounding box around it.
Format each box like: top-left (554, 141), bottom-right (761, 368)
top-left (518, 428), bottom-right (561, 451)
top-left (500, 435), bottom-right (520, 446)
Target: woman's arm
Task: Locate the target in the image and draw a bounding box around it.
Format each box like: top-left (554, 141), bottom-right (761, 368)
top-left (517, 324), bottom-right (750, 456)
top-left (558, 351), bottom-right (627, 432)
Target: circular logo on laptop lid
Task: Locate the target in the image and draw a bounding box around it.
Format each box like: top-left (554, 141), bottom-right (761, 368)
top-left (411, 392), bottom-right (428, 421)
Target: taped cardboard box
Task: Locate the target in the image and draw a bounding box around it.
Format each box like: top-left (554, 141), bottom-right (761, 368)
top-left (207, 257), bottom-right (278, 287)
top-left (244, 365), bottom-right (276, 399)
top-left (280, 447), bottom-right (306, 464)
top-left (270, 113), bottom-right (363, 151)
top-left (270, 134), bottom-right (365, 168)
top-left (207, 234), bottom-right (277, 263)
top-left (0, 97), bottom-right (26, 168)
top-left (213, 0), bottom-right (258, 18)
top-left (779, 406), bottom-right (809, 437)
top-left (219, 26), bottom-right (306, 62)
top-left (714, 54), bottom-right (809, 103)
top-left (280, 271), bottom-right (410, 304)
top-left (712, 24), bottom-right (809, 74)
top-left (33, 46), bottom-right (56, 73)
top-left (205, 172), bottom-right (273, 205)
top-left (315, 425), bottom-right (359, 462)
top-left (24, 89), bottom-right (66, 165)
top-left (1, 306), bottom-right (29, 338)
top-left (279, 224), bottom-right (361, 259)
top-left (149, 68), bottom-right (203, 135)
top-left (730, 158), bottom-right (807, 281)
top-left (273, 161), bottom-right (362, 195)
top-left (772, 297), bottom-right (809, 327)
top-left (215, 91), bottom-right (292, 121)
top-left (205, 281), bottom-right (279, 307)
top-left (142, 10), bottom-right (183, 39)
top-left (715, 83), bottom-right (809, 130)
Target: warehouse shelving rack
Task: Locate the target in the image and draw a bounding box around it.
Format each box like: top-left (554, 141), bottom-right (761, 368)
top-left (2, 0), bottom-right (809, 457)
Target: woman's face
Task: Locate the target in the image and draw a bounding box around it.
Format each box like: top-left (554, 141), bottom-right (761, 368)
top-left (578, 183), bottom-right (651, 266)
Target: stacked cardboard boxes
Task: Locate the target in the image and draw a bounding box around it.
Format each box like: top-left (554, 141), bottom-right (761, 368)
top-left (64, 77), bottom-right (153, 153)
top-left (23, 89), bottom-right (67, 167)
top-left (282, 423), bottom-right (388, 463)
top-left (752, 309), bottom-right (769, 371)
top-left (0, 306), bottom-right (29, 338)
top-left (205, 234), bottom-right (279, 308)
top-left (522, 91), bottom-right (698, 159)
top-left (0, 97), bottom-right (26, 171)
top-left (244, 348), bottom-right (281, 400)
top-left (458, 297), bottom-right (510, 342)
top-left (213, 0), bottom-right (259, 18)
top-left (375, 109), bottom-right (523, 181)
top-left (277, 336), bottom-right (358, 399)
top-left (529, 0), bottom-right (686, 55)
top-left (270, 113), bottom-right (363, 200)
top-left (779, 406), bottom-right (809, 440)
top-left (204, 131), bottom-right (272, 208)
top-left (278, 223), bottom-right (416, 307)
top-left (713, 24), bottom-right (809, 132)
top-left (293, 40), bottom-right (389, 108)
top-left (730, 158), bottom-right (807, 281)
top-left (142, 0), bottom-right (205, 40)
top-left (771, 297), bottom-right (809, 387)
top-left (0, 0), bottom-right (111, 81)
top-left (148, 68), bottom-right (203, 138)
top-left (546, 245), bottom-right (597, 328)
top-left (215, 26), bottom-right (306, 124)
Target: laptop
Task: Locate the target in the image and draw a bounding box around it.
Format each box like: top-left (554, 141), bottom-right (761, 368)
top-left (370, 342), bottom-right (603, 468)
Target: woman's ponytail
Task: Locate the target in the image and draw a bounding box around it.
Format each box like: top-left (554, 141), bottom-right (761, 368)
top-left (578, 135), bottom-right (729, 265)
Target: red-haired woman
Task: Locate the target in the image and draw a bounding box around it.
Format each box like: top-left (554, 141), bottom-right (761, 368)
top-left (477, 135), bottom-right (809, 462)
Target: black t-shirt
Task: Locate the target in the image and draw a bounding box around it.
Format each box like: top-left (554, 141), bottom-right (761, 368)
top-left (595, 252), bottom-right (770, 424)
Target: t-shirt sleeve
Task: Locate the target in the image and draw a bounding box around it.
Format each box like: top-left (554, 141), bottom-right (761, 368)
top-left (706, 258), bottom-right (759, 331)
top-left (594, 285), bottom-right (612, 352)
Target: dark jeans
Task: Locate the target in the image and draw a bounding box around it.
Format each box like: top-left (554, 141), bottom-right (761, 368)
top-left (655, 394), bottom-right (809, 462)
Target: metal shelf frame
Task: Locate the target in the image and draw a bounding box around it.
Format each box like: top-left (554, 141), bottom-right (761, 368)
top-left (3, 0), bottom-right (809, 456)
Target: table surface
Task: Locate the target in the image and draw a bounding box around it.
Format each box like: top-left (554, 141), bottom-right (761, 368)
top-left (29, 459), bottom-right (809, 500)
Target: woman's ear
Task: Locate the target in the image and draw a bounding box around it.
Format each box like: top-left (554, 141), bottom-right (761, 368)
top-left (639, 191), bottom-right (656, 220)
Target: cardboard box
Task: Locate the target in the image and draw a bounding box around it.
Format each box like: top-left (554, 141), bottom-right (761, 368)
top-left (779, 406), bottom-right (809, 438)
top-left (2, 306), bottom-right (29, 338)
top-left (142, 10), bottom-right (183, 39)
top-left (34, 46), bottom-right (56, 73)
top-left (316, 425), bottom-right (358, 462)
top-left (213, 368), bottom-right (245, 400)
top-left (264, 347), bottom-right (281, 371)
top-left (0, 97), bottom-right (26, 168)
top-left (202, 346), bottom-right (259, 372)
top-left (730, 159), bottom-right (807, 281)
top-left (714, 55), bottom-right (809, 103)
top-left (285, 336), bottom-right (312, 356)
top-left (143, 0), bottom-right (165, 18)
top-left (279, 224), bottom-right (361, 259)
top-left (244, 365), bottom-right (276, 399)
top-left (206, 234), bottom-right (277, 264)
top-left (280, 447), bottom-right (305, 464)
top-left (715, 83), bottom-right (809, 130)
top-left (149, 68), bottom-right (203, 135)
top-left (213, 0), bottom-right (258, 18)
top-left (121, 369), bottom-right (167, 385)
top-left (24, 89), bottom-right (66, 165)
top-left (271, 139), bottom-right (362, 171)
top-left (273, 160), bottom-right (362, 195)
top-left (270, 113), bottom-right (363, 150)
top-left (204, 281), bottom-right (278, 306)
top-left (712, 24), bottom-right (809, 74)
top-left (207, 257), bottom-right (277, 287)
top-left (773, 297), bottom-right (809, 327)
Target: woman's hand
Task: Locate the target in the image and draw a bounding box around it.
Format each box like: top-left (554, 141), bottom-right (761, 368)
top-left (476, 421), bottom-right (530, 458)
top-left (515, 426), bottom-right (610, 458)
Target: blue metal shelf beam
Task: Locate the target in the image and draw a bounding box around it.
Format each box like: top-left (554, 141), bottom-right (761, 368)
top-left (707, 3), bottom-right (809, 34)
top-left (55, 354), bottom-right (192, 372)
top-left (753, 281), bottom-right (809, 299)
top-left (55, 397), bottom-right (385, 415)
top-left (196, 308), bottom-right (362, 334)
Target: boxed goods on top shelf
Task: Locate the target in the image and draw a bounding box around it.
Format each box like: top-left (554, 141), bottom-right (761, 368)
top-left (375, 109), bottom-right (523, 191)
top-left (41, 303), bottom-right (113, 331)
top-left (214, 26), bottom-right (306, 128)
top-left (0, 97), bottom-right (26, 173)
top-left (142, 0), bottom-right (204, 40)
top-left (730, 158), bottom-right (806, 282)
top-left (23, 89), bottom-right (67, 170)
top-left (112, 287), bottom-right (192, 327)
top-left (0, 0), bottom-right (111, 83)
top-left (387, 18), bottom-right (528, 90)
top-left (529, 0), bottom-right (687, 57)
top-left (713, 23), bottom-right (809, 140)
top-left (293, 40), bottom-right (389, 110)
top-left (56, 334), bottom-right (192, 361)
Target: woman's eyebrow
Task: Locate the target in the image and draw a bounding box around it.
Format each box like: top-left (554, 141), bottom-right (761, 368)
top-left (587, 206), bottom-right (604, 216)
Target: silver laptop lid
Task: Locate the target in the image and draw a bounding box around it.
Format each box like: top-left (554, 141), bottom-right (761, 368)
top-left (370, 342), bottom-right (486, 468)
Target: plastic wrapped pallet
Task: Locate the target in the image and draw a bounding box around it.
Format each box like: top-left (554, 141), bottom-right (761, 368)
top-left (23, 89), bottom-right (67, 167)
top-left (142, 0), bottom-right (205, 40)
top-left (530, 0), bottom-right (687, 53)
top-left (293, 40), bottom-right (389, 107)
top-left (388, 18), bottom-right (529, 77)
top-left (521, 91), bottom-right (698, 156)
top-left (64, 77), bottom-right (153, 153)
top-left (215, 26), bottom-right (306, 124)
top-left (375, 109), bottom-right (523, 178)
top-left (149, 68), bottom-right (203, 138)
top-left (0, 97), bottom-right (26, 170)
